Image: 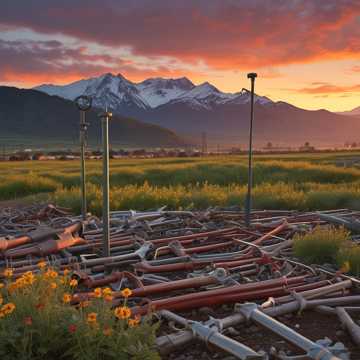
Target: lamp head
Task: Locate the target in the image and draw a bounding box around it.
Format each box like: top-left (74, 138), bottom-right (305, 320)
top-left (75, 95), bottom-right (92, 111)
top-left (247, 73), bottom-right (257, 80)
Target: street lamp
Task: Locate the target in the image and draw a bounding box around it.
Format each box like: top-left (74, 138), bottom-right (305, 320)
top-left (244, 73), bottom-right (257, 227)
top-left (98, 110), bottom-right (113, 257)
top-left (75, 95), bottom-right (92, 220)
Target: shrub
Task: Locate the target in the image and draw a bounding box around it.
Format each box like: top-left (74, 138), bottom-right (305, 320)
top-left (293, 226), bottom-right (350, 264)
top-left (0, 266), bottom-right (159, 360)
top-left (337, 245), bottom-right (360, 277)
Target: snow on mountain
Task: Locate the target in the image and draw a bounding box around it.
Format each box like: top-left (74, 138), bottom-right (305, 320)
top-left (167, 82), bottom-right (237, 110)
top-left (34, 73), bottom-right (273, 112)
top-left (136, 77), bottom-right (195, 107)
top-left (35, 78), bottom-right (95, 101)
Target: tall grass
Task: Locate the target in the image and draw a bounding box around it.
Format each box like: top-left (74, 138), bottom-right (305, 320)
top-left (293, 226), bottom-right (350, 264)
top-left (1, 156), bottom-right (360, 212)
top-left (0, 174), bottom-right (59, 200)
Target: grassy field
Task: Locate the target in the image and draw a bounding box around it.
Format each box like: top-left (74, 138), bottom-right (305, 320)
top-left (1, 152), bottom-right (360, 214)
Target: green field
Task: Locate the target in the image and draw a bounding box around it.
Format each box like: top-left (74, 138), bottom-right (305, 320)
top-left (1, 152), bottom-right (360, 214)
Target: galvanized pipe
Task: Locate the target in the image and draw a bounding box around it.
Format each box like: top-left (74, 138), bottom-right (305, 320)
top-left (160, 310), bottom-right (265, 359)
top-left (99, 111), bottom-right (112, 257)
top-left (244, 72), bottom-right (257, 228)
top-left (237, 303), bottom-right (340, 360)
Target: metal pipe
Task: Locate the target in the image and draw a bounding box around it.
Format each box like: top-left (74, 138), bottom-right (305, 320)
top-left (80, 110), bottom-right (87, 220)
top-left (99, 110), bottom-right (112, 257)
top-left (155, 283), bottom-right (356, 355)
top-left (335, 307), bottom-right (360, 346)
top-left (160, 310), bottom-right (265, 359)
top-left (245, 72), bottom-right (257, 228)
top-left (237, 303), bottom-right (340, 360)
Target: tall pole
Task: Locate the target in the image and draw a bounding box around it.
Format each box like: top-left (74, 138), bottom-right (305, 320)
top-left (75, 95), bottom-right (92, 220)
top-left (245, 73), bottom-right (257, 227)
top-left (99, 110), bottom-right (112, 257)
top-left (80, 110), bottom-right (87, 220)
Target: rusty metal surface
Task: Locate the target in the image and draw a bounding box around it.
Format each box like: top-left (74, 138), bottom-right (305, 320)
top-left (1, 204), bottom-right (360, 359)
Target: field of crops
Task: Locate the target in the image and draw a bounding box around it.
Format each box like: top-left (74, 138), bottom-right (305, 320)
top-left (1, 152), bottom-right (360, 214)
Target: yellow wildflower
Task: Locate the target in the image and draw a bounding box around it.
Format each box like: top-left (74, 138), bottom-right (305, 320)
top-left (38, 261), bottom-right (47, 270)
top-left (104, 294), bottom-right (113, 302)
top-left (63, 293), bottom-right (72, 304)
top-left (3, 268), bottom-right (13, 278)
top-left (128, 318), bottom-right (140, 327)
top-left (22, 271), bottom-right (36, 285)
top-left (0, 283), bottom-right (4, 289)
top-left (102, 287), bottom-right (112, 296)
top-left (1, 302), bottom-right (16, 315)
top-left (87, 312), bottom-right (97, 324)
top-left (63, 269), bottom-right (70, 276)
top-left (50, 282), bottom-right (57, 289)
top-left (69, 279), bottom-right (78, 288)
top-left (79, 301), bottom-right (90, 308)
top-left (93, 287), bottom-right (102, 298)
top-left (44, 269), bottom-right (58, 279)
top-left (121, 288), bottom-right (132, 298)
top-left (340, 261), bottom-right (351, 273)
top-left (114, 306), bottom-right (131, 320)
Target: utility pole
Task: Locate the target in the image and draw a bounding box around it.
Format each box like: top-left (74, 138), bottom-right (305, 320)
top-left (75, 95), bottom-right (92, 220)
top-left (244, 73), bottom-right (257, 228)
top-left (99, 110), bottom-right (112, 257)
top-left (201, 131), bottom-right (207, 155)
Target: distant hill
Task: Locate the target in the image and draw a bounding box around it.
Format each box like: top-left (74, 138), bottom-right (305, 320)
top-left (35, 73), bottom-right (360, 147)
top-left (0, 87), bottom-right (186, 148)
top-left (337, 106), bottom-right (360, 116)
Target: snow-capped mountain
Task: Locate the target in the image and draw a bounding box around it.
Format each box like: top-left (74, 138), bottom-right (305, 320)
top-left (34, 73), bottom-right (272, 113)
top-left (32, 73), bottom-right (360, 147)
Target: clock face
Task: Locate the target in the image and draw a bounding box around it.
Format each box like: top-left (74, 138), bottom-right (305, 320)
top-left (75, 95), bottom-right (92, 111)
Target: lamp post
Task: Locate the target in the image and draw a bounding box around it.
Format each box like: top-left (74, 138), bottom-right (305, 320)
top-left (244, 73), bottom-right (257, 228)
top-left (98, 110), bottom-right (112, 257)
top-left (75, 95), bottom-right (92, 220)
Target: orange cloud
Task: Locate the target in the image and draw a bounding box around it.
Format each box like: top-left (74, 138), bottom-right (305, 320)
top-left (0, 0), bottom-right (359, 72)
top-left (295, 83), bottom-right (360, 94)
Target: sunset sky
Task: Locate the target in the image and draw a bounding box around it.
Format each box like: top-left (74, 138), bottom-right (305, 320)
top-left (0, 0), bottom-right (359, 111)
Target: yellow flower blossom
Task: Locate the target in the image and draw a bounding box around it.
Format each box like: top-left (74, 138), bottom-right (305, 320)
top-left (1, 302), bottom-right (16, 315)
top-left (79, 301), bottom-right (90, 308)
top-left (69, 279), bottom-right (78, 288)
top-left (63, 269), bottom-right (70, 276)
top-left (87, 312), bottom-right (97, 324)
top-left (44, 269), bottom-right (58, 279)
top-left (3, 268), bottom-right (13, 278)
top-left (128, 318), bottom-right (140, 327)
top-left (50, 282), bottom-right (57, 289)
top-left (0, 283), bottom-right (4, 289)
top-left (121, 288), bottom-right (132, 298)
top-left (63, 293), bottom-right (72, 304)
top-left (114, 306), bottom-right (131, 320)
top-left (93, 288), bottom-right (102, 298)
top-left (38, 261), bottom-right (47, 270)
top-left (104, 294), bottom-right (113, 302)
top-left (102, 287), bottom-right (112, 296)
top-left (22, 271), bottom-right (36, 285)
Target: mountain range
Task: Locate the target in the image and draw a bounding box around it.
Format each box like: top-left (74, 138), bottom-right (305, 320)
top-left (0, 86), bottom-right (185, 148)
top-left (337, 106), bottom-right (360, 116)
top-left (35, 73), bottom-right (360, 147)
